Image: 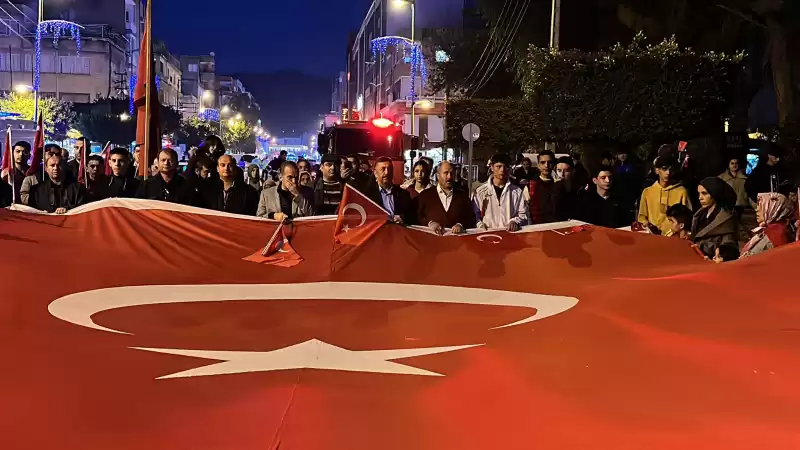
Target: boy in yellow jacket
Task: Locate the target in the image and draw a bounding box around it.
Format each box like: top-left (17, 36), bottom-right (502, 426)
top-left (638, 156), bottom-right (692, 235)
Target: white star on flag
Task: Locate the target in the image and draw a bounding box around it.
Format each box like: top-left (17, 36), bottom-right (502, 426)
top-left (133, 339), bottom-right (482, 379)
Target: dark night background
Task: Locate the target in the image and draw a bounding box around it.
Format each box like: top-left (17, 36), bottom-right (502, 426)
top-left (153, 0), bottom-right (371, 133)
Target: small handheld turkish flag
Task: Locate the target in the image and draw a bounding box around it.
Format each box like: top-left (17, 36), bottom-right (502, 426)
top-left (243, 221), bottom-right (303, 268)
top-left (26, 112), bottom-right (44, 177)
top-left (332, 184), bottom-right (389, 267)
top-left (99, 141), bottom-right (112, 176)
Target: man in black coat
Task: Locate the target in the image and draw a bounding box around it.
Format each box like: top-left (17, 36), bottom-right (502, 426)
top-left (29, 154), bottom-right (84, 213)
top-left (367, 156), bottom-right (414, 225)
top-left (107, 148), bottom-right (140, 198)
top-left (576, 165), bottom-right (626, 228)
top-left (201, 154), bottom-right (259, 216)
top-left (135, 148), bottom-right (197, 205)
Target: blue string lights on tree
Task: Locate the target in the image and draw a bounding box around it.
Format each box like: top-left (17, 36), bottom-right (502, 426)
top-left (128, 74), bottom-right (162, 114)
top-left (34, 20), bottom-right (83, 93)
top-left (370, 36), bottom-right (427, 101)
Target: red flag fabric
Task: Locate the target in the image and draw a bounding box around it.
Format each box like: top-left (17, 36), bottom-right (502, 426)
top-left (1, 200), bottom-right (800, 450)
top-left (243, 222), bottom-right (303, 268)
top-left (333, 184), bottom-right (389, 266)
top-left (26, 112), bottom-right (44, 177)
top-left (0, 127), bottom-right (17, 203)
top-left (134, 0), bottom-right (161, 179)
top-left (100, 141), bottom-right (112, 176)
top-left (76, 140), bottom-right (88, 185)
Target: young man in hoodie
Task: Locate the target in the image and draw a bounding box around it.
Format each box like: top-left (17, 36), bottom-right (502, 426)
top-left (637, 156), bottom-right (691, 235)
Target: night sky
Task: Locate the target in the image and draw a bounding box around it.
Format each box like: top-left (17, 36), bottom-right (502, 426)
top-left (153, 0), bottom-right (371, 77)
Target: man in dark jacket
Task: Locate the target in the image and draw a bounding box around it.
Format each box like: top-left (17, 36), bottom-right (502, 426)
top-left (67, 137), bottom-right (89, 181)
top-left (107, 148), bottom-right (140, 198)
top-left (344, 153), bottom-right (373, 193)
top-left (29, 154), bottom-right (84, 213)
top-left (136, 148), bottom-right (197, 205)
top-left (84, 154), bottom-right (111, 203)
top-left (577, 165), bottom-right (626, 228)
top-left (417, 161), bottom-right (475, 234)
top-left (366, 156), bottom-right (414, 225)
top-left (201, 154), bottom-right (259, 215)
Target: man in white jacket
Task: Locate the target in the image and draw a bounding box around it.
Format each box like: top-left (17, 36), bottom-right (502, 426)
top-left (472, 153), bottom-right (528, 231)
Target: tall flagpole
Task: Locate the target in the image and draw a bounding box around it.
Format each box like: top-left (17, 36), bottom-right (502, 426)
top-left (143, 0), bottom-right (152, 181)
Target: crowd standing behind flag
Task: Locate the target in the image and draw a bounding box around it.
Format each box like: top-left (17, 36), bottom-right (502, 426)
top-left (2, 134), bottom-right (800, 262)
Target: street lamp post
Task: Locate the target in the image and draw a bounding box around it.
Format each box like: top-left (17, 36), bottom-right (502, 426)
top-left (393, 0), bottom-right (416, 146)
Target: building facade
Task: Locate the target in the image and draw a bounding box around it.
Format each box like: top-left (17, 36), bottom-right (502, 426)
top-left (180, 53), bottom-right (216, 115)
top-left (155, 49), bottom-right (181, 109)
top-left (347, 0), bottom-right (467, 149)
top-left (0, 9), bottom-right (127, 103)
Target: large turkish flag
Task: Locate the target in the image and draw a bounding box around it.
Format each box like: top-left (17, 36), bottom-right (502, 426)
top-left (0, 196), bottom-right (799, 450)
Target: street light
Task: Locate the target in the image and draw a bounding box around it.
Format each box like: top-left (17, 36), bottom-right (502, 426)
top-left (221, 105), bottom-right (231, 115)
top-left (119, 112), bottom-right (130, 121)
top-left (14, 84), bottom-right (32, 94)
top-left (235, 113), bottom-right (243, 121)
top-left (202, 90), bottom-right (213, 101)
top-left (391, 0), bottom-right (417, 146)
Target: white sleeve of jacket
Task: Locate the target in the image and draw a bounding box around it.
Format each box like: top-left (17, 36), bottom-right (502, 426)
top-left (472, 185), bottom-right (488, 229)
top-left (512, 187), bottom-right (528, 226)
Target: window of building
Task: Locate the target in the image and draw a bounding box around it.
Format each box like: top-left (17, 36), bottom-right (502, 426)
top-left (188, 64), bottom-right (198, 73)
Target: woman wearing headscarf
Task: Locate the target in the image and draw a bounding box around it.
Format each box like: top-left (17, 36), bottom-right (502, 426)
top-left (740, 192), bottom-right (794, 258)
top-left (246, 164), bottom-right (262, 191)
top-left (691, 177), bottom-right (739, 258)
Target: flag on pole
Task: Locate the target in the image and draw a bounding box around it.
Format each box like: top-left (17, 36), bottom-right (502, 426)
top-left (76, 140), bottom-right (88, 186)
top-left (134, 0), bottom-right (161, 179)
top-left (1, 127), bottom-right (14, 203)
top-left (100, 141), bottom-right (112, 176)
top-left (26, 112), bottom-right (44, 177)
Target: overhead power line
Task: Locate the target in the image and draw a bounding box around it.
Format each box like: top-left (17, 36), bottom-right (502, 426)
top-left (467, 0), bottom-right (532, 96)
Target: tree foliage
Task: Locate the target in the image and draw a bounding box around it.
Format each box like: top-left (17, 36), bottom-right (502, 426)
top-left (519, 34), bottom-right (745, 144)
top-left (177, 117), bottom-right (218, 148)
top-left (223, 119), bottom-right (255, 153)
top-left (0, 92), bottom-right (73, 139)
top-left (426, 27), bottom-right (521, 99)
top-left (71, 98), bottom-right (181, 146)
top-left (446, 99), bottom-right (536, 159)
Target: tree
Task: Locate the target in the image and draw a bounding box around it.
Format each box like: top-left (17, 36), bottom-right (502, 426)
top-left (616, 0), bottom-right (800, 140)
top-left (0, 92), bottom-right (72, 139)
top-left (71, 98), bottom-right (182, 146)
top-left (176, 117), bottom-right (217, 148)
top-left (426, 27), bottom-right (521, 99)
top-left (225, 93), bottom-right (261, 124)
top-left (446, 99), bottom-right (537, 160)
top-left (223, 119), bottom-right (255, 153)
top-left (518, 34), bottom-right (744, 145)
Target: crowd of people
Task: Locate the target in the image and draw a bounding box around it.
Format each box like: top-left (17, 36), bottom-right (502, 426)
top-left (1, 134), bottom-right (797, 263)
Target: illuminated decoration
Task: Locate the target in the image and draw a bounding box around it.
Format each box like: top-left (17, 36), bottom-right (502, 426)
top-left (0, 112), bottom-right (22, 118)
top-left (435, 50), bottom-right (451, 63)
top-left (356, 95), bottom-right (364, 112)
top-left (34, 20), bottom-right (83, 93)
top-left (198, 108), bottom-right (220, 122)
top-left (371, 36), bottom-right (427, 101)
top-left (128, 74), bottom-right (162, 114)
top-left (372, 117), bottom-right (394, 129)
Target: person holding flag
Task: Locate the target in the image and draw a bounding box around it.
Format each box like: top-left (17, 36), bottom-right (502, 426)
top-left (1, 141), bottom-right (31, 203)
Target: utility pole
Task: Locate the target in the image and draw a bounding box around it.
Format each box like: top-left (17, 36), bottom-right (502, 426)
top-left (549, 0), bottom-right (561, 50)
